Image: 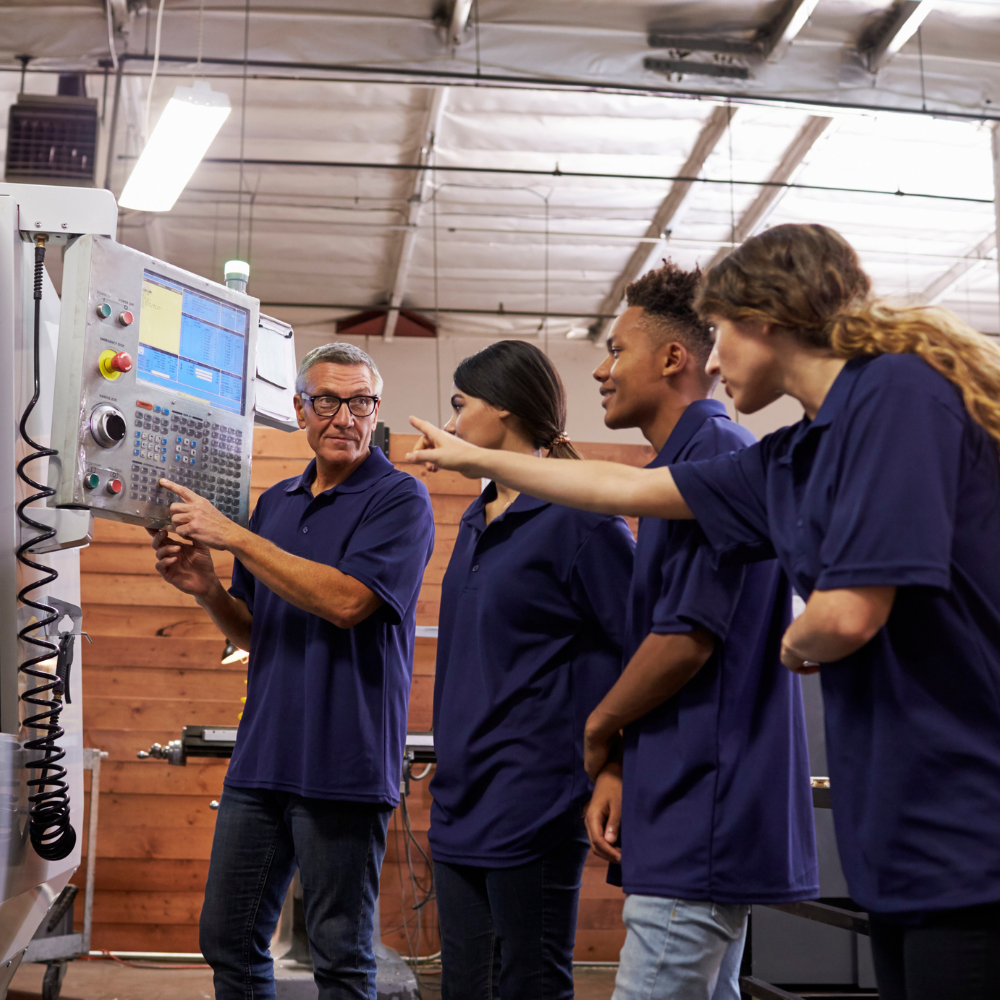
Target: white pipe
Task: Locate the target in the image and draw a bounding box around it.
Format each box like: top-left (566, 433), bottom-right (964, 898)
top-left (89, 950), bottom-right (206, 961)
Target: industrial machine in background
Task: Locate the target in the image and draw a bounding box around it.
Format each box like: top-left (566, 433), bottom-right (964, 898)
top-left (0, 180), bottom-right (299, 999)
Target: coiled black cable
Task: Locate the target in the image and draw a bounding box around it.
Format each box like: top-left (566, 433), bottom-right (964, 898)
top-left (16, 236), bottom-right (76, 862)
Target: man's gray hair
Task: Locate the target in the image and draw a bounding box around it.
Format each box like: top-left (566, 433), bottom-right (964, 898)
top-left (295, 342), bottom-right (383, 396)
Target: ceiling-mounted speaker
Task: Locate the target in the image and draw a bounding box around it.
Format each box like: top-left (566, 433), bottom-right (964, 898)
top-left (5, 83), bottom-right (103, 187)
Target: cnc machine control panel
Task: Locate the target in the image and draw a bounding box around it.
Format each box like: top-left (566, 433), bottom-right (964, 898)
top-left (50, 235), bottom-right (259, 527)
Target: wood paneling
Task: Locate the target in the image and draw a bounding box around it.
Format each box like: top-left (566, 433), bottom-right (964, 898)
top-left (87, 858), bottom-right (210, 892)
top-left (99, 761), bottom-right (229, 796)
top-left (80, 428), bottom-right (629, 961)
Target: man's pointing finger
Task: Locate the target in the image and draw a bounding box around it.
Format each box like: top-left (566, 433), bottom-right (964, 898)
top-left (159, 478), bottom-right (196, 501)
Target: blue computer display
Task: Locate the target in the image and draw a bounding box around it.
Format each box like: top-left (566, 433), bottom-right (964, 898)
top-left (136, 271), bottom-right (250, 415)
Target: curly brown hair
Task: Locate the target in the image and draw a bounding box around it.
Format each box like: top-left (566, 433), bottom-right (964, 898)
top-left (625, 260), bottom-right (714, 367)
top-left (695, 224), bottom-right (870, 347)
top-left (697, 223), bottom-right (1000, 452)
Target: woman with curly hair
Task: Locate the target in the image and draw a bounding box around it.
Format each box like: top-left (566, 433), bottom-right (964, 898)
top-left (409, 224), bottom-right (1000, 1000)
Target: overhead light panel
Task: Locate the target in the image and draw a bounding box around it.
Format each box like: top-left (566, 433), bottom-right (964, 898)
top-left (120, 81), bottom-right (230, 212)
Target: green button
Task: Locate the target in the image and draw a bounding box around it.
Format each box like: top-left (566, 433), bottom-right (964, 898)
top-left (84, 473), bottom-right (100, 490)
top-left (96, 303), bottom-right (112, 319)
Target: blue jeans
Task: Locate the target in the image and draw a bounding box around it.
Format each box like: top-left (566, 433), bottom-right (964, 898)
top-left (200, 784), bottom-right (391, 1000)
top-left (611, 896), bottom-right (749, 1000)
top-left (434, 830), bottom-right (591, 1000)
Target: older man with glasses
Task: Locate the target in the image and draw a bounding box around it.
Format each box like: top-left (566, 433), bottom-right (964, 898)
top-left (149, 342), bottom-right (435, 1000)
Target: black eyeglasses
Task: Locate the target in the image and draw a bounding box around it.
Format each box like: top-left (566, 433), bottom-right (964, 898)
top-left (300, 393), bottom-right (380, 418)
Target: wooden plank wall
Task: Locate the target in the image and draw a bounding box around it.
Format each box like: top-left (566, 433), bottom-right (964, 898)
top-left (75, 428), bottom-right (653, 960)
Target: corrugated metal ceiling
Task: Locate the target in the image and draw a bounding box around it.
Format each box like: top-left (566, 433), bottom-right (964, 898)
top-left (1, 0), bottom-right (998, 354)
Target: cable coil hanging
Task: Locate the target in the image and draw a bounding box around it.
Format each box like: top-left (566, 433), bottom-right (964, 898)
top-left (16, 236), bottom-right (76, 862)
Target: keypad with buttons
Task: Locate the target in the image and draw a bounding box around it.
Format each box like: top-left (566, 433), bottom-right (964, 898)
top-left (146, 411), bottom-right (249, 521)
top-left (133, 408), bottom-right (171, 463)
top-left (113, 405), bottom-right (250, 524)
top-left (130, 461), bottom-right (172, 507)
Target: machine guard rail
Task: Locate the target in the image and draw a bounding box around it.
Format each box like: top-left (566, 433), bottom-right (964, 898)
top-left (739, 779), bottom-right (870, 1000)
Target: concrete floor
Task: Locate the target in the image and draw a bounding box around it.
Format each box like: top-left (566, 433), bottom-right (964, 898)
top-left (8, 960), bottom-right (619, 1000)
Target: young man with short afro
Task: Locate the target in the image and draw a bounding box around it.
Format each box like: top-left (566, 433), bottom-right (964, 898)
top-left (583, 260), bottom-right (819, 999)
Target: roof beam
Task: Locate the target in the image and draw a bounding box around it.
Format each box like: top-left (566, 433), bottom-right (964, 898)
top-left (447, 0), bottom-right (474, 48)
top-left (917, 231), bottom-right (997, 305)
top-left (705, 114), bottom-right (833, 271)
top-left (763, 0), bottom-right (822, 62)
top-left (647, 0), bottom-right (820, 65)
top-left (588, 105), bottom-right (736, 342)
top-left (860, 1), bottom-right (936, 73)
top-left (108, 0), bottom-right (129, 32)
top-left (383, 86), bottom-right (449, 341)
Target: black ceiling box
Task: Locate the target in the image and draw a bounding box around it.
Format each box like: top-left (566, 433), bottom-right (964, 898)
top-left (4, 94), bottom-right (101, 186)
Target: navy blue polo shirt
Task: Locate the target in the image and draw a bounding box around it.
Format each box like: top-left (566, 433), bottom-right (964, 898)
top-left (673, 354), bottom-right (1000, 915)
top-left (227, 446), bottom-right (434, 806)
top-left (619, 400), bottom-right (817, 904)
top-left (429, 487), bottom-right (635, 866)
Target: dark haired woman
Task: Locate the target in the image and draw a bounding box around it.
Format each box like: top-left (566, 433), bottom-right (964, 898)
top-left (428, 340), bottom-right (635, 1000)
top-left (409, 225), bottom-right (1000, 1000)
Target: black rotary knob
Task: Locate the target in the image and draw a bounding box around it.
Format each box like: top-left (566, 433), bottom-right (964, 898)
top-left (90, 404), bottom-right (128, 448)
top-left (105, 412), bottom-right (127, 442)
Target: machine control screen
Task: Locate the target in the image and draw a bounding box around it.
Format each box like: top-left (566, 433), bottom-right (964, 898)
top-left (136, 270), bottom-right (250, 415)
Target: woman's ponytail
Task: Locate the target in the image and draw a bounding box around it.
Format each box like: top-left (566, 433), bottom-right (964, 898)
top-left (453, 341), bottom-right (582, 460)
top-left (547, 432), bottom-right (583, 461)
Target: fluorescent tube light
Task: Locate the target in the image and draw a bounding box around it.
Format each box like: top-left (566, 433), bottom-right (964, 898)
top-left (120, 81), bottom-right (230, 212)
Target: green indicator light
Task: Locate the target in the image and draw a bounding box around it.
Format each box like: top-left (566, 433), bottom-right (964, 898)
top-left (96, 303), bottom-right (112, 318)
top-left (84, 473), bottom-right (100, 490)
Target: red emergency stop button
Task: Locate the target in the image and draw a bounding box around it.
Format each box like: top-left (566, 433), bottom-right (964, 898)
top-left (108, 351), bottom-right (133, 374)
top-left (106, 478), bottom-right (123, 495)
top-left (98, 349), bottom-right (133, 381)
top-left (118, 310), bottom-right (134, 326)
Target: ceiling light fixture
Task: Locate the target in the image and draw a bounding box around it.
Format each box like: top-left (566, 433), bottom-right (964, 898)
top-left (120, 80), bottom-right (230, 212)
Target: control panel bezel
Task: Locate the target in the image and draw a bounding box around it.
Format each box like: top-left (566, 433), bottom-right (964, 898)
top-left (49, 235), bottom-right (260, 528)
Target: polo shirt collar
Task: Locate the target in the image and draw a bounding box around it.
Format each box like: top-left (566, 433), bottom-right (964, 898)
top-left (464, 479), bottom-right (550, 529)
top-left (284, 445), bottom-right (394, 497)
top-left (777, 355), bottom-right (874, 467)
top-left (808, 355), bottom-right (873, 431)
top-left (655, 398), bottom-right (729, 467)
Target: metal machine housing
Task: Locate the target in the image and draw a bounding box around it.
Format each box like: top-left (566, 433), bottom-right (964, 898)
top-left (49, 235), bottom-right (260, 528)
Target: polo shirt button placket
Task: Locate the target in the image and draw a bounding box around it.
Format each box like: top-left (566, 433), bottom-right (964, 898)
top-left (302, 526), bottom-right (309, 534)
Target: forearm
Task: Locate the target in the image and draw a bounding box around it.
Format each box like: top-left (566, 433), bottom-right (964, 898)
top-left (782, 586), bottom-right (896, 664)
top-left (471, 450), bottom-right (694, 520)
top-left (587, 631), bottom-right (715, 737)
top-left (196, 581), bottom-right (253, 650)
top-left (782, 616), bottom-right (862, 664)
top-left (227, 529), bottom-right (380, 628)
